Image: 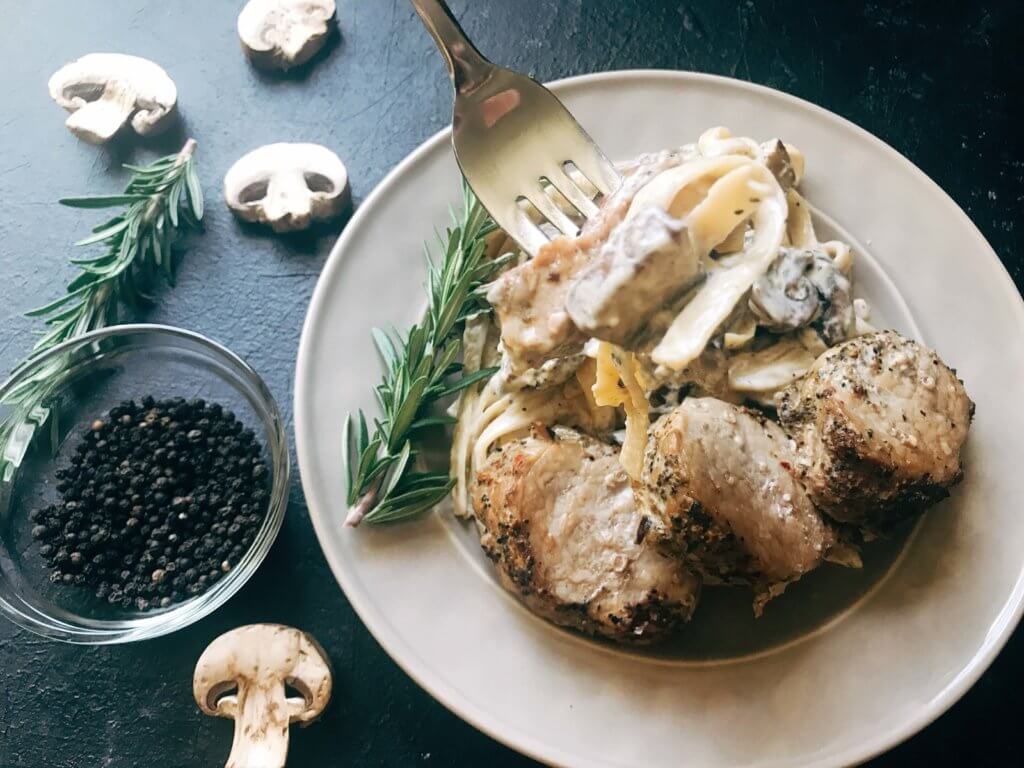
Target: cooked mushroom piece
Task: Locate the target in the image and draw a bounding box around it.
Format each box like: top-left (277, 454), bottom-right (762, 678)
top-left (238, 0), bottom-right (336, 70)
top-left (749, 248), bottom-right (819, 331)
top-left (566, 205), bottom-right (703, 345)
top-left (749, 248), bottom-right (854, 342)
top-left (223, 143), bottom-right (349, 233)
top-left (760, 139), bottom-right (797, 190)
top-left (727, 330), bottom-right (827, 396)
top-left (805, 251), bottom-right (854, 344)
top-left (48, 54), bottom-right (177, 144)
top-left (194, 624), bottom-right (332, 768)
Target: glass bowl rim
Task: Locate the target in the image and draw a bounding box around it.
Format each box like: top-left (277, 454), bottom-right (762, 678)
top-left (0, 323), bottom-right (289, 644)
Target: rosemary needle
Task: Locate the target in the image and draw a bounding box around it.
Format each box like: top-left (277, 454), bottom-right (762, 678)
top-left (343, 182), bottom-right (508, 526)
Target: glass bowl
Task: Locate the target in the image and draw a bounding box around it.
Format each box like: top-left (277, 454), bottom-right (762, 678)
top-left (0, 324), bottom-right (288, 643)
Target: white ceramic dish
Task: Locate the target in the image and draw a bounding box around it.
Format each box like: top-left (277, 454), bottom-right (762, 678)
top-left (295, 71), bottom-right (1024, 767)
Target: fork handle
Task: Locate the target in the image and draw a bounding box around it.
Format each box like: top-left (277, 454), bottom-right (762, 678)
top-left (411, 0), bottom-right (492, 94)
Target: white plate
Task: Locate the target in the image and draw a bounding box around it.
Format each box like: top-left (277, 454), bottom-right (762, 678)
top-left (295, 71), bottom-right (1024, 767)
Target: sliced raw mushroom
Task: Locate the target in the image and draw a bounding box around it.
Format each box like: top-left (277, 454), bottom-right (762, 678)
top-left (223, 143), bottom-right (349, 233)
top-left (48, 54), bottom-right (177, 144)
top-left (238, 0), bottom-right (336, 70)
top-left (194, 624), bottom-right (332, 768)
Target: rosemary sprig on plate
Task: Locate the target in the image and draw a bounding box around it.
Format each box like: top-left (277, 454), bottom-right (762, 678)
top-left (343, 183), bottom-right (507, 526)
top-left (0, 139), bottom-right (204, 480)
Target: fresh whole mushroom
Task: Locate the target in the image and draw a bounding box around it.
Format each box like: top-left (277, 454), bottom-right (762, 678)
top-left (194, 624), bottom-right (332, 768)
top-left (224, 143), bottom-right (350, 233)
top-left (238, 0), bottom-right (337, 70)
top-left (48, 54), bottom-right (177, 144)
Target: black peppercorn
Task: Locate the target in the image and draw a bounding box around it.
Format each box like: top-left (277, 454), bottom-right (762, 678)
top-left (35, 397), bottom-right (268, 611)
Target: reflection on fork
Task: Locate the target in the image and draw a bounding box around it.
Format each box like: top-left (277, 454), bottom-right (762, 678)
top-left (410, 0), bottom-right (622, 255)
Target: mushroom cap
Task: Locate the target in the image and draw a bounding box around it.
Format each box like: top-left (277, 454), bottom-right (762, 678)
top-left (749, 248), bottom-right (820, 332)
top-left (47, 53), bottom-right (177, 142)
top-left (193, 624), bottom-right (332, 723)
top-left (237, 0), bottom-right (336, 70)
top-left (750, 247), bottom-right (855, 342)
top-left (223, 142), bottom-right (349, 233)
top-left (805, 252), bottom-right (854, 344)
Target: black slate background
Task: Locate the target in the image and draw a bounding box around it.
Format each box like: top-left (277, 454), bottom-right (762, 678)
top-left (0, 1), bottom-right (1021, 766)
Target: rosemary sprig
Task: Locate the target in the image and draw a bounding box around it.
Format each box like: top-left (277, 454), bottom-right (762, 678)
top-left (343, 183), bottom-right (507, 526)
top-left (0, 139), bottom-right (204, 481)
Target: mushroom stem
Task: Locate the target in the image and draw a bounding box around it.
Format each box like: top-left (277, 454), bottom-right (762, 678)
top-left (263, 170), bottom-right (314, 233)
top-left (64, 80), bottom-right (138, 144)
top-left (225, 684), bottom-right (291, 768)
top-left (344, 488), bottom-right (378, 527)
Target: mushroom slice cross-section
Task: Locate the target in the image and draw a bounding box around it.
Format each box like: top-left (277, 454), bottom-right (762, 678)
top-left (193, 624), bottom-right (332, 768)
top-left (48, 54), bottom-right (177, 144)
top-left (238, 0), bottom-right (337, 70)
top-left (223, 143), bottom-right (349, 233)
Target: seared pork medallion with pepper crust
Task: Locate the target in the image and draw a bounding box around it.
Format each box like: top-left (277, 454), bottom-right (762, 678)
top-left (472, 427), bottom-right (700, 642)
top-left (777, 331), bottom-right (974, 535)
top-left (635, 398), bottom-right (850, 613)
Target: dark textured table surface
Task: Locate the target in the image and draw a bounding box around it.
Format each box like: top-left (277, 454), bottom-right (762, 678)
top-left (1, 1), bottom-right (1021, 766)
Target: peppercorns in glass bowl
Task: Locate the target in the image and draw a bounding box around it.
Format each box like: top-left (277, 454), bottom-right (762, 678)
top-left (0, 325), bottom-right (288, 643)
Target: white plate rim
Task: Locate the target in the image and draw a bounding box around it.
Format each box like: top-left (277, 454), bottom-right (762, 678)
top-left (295, 69), bottom-right (1024, 767)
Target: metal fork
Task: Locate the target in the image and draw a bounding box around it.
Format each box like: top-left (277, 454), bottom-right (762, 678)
top-left (411, 0), bottom-right (622, 256)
